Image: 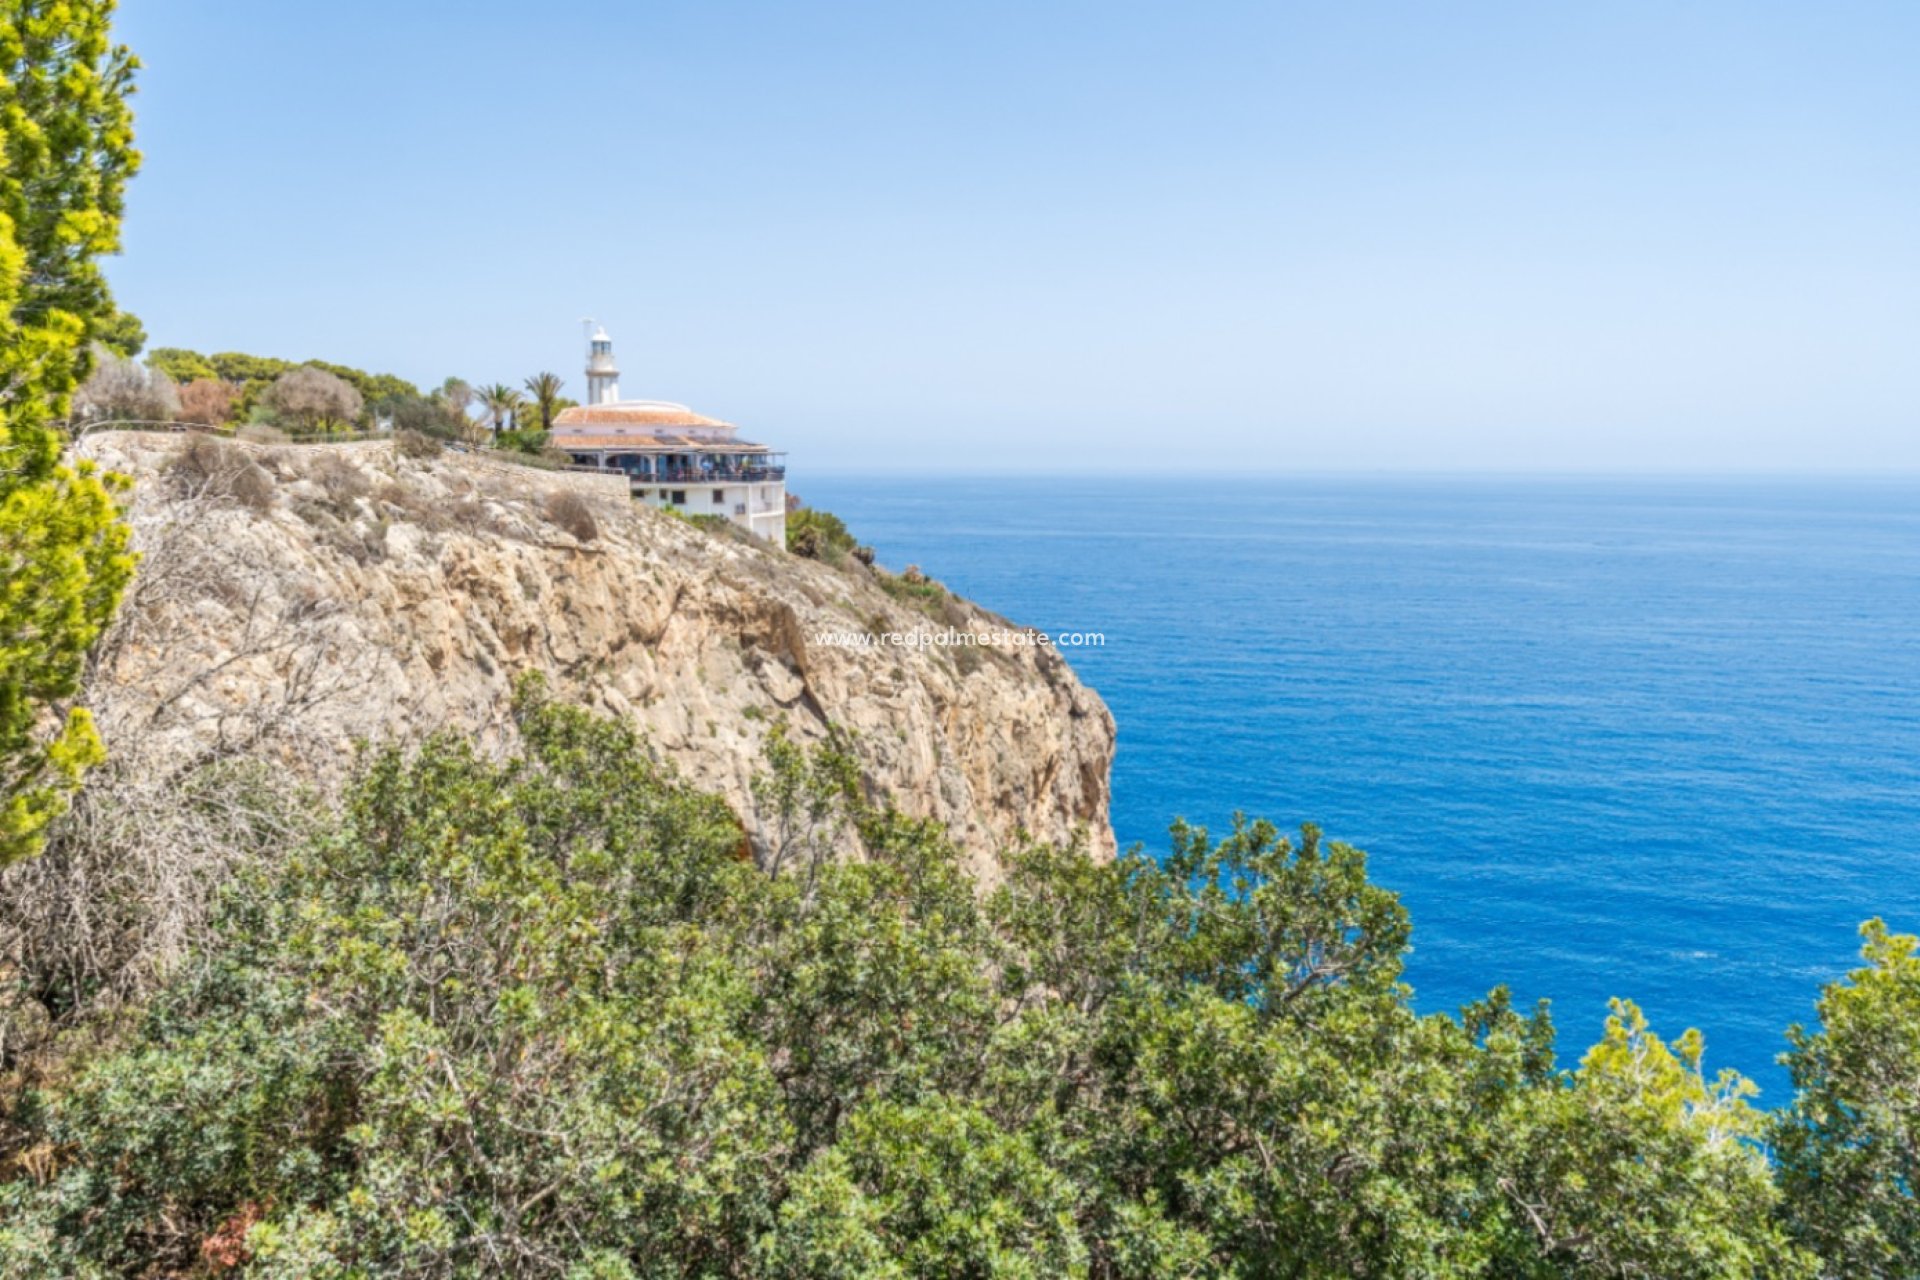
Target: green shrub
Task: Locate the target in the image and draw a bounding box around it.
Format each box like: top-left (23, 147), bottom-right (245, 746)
top-left (494, 427), bottom-right (551, 456)
top-left (1771, 920), bottom-right (1920, 1275)
top-left (379, 394), bottom-right (468, 442)
top-left (0, 693), bottom-right (1843, 1278)
top-left (763, 1098), bottom-right (1087, 1278)
top-left (785, 506), bottom-right (863, 562)
top-left (876, 566), bottom-right (948, 612)
top-left (2, 680), bottom-right (766, 1275)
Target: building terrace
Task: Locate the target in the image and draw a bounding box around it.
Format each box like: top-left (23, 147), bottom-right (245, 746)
top-left (550, 328), bottom-right (788, 543)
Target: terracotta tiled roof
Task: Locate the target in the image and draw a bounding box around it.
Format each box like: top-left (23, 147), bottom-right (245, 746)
top-left (550, 433), bottom-right (773, 453)
top-left (553, 401), bottom-right (732, 429)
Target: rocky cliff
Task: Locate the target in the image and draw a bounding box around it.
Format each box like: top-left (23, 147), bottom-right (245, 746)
top-left (74, 432), bottom-right (1115, 877)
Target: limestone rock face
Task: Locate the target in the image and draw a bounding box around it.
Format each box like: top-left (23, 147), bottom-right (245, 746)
top-left (76, 433), bottom-right (1116, 878)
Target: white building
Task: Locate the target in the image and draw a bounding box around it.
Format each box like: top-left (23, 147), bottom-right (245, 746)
top-left (553, 327), bottom-right (787, 546)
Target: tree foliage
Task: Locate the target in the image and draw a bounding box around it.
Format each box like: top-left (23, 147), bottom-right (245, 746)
top-left (176, 375), bottom-right (235, 426)
top-left (69, 342), bottom-right (177, 422)
top-left (475, 381), bottom-right (526, 439)
top-left (258, 364), bottom-right (363, 432)
top-left (0, 689), bottom-right (1850, 1277)
top-left (373, 389), bottom-right (468, 441)
top-left (142, 347), bottom-right (418, 427)
top-left (1771, 920), bottom-right (1920, 1278)
top-left (144, 345), bottom-right (216, 383)
top-left (0, 1), bottom-right (137, 336)
top-left (0, 0), bottom-right (140, 866)
top-left (523, 370), bottom-right (567, 431)
top-left (90, 304), bottom-right (141, 357)
top-left (304, 357), bottom-right (416, 408)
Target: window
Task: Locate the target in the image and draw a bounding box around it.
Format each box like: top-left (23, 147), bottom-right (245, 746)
top-left (672, 490), bottom-right (687, 505)
top-left (713, 488), bottom-right (725, 504)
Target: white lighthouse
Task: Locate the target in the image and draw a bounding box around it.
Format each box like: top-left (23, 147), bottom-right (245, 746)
top-left (551, 325), bottom-right (789, 546)
top-left (585, 324), bottom-right (620, 405)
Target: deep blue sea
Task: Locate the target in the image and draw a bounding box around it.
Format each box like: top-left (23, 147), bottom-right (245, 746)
top-left (800, 475), bottom-right (1920, 1097)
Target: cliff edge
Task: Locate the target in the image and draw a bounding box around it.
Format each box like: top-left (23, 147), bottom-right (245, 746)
top-left (75, 432), bottom-right (1116, 877)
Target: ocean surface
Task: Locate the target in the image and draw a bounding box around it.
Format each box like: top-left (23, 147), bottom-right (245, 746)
top-left (799, 475), bottom-right (1920, 1097)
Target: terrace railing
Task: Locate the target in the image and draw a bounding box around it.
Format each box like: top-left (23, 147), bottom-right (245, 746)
top-left (589, 465), bottom-right (787, 483)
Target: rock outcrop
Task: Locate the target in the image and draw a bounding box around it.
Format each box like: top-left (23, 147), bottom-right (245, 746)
top-left (74, 433), bottom-right (1115, 877)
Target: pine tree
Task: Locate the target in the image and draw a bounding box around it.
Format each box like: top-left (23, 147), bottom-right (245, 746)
top-left (0, 0), bottom-right (141, 865)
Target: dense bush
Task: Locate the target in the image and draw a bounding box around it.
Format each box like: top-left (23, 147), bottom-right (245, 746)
top-left (2, 684), bottom-right (1896, 1277)
top-left (876, 565), bottom-right (948, 611)
top-left (0, 757), bottom-right (309, 1053)
top-left (176, 376), bottom-right (237, 427)
top-left (785, 506), bottom-right (866, 563)
top-left (69, 344), bottom-right (179, 423)
top-left (259, 366), bottom-right (363, 433)
top-left (496, 426), bottom-right (552, 456)
top-left (1771, 920), bottom-right (1920, 1276)
top-left (148, 349), bottom-right (421, 428)
top-left (379, 393), bottom-right (472, 442)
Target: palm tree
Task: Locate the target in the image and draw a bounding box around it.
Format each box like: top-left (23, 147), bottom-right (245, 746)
top-left (523, 371), bottom-right (565, 431)
top-left (475, 383), bottom-right (525, 443)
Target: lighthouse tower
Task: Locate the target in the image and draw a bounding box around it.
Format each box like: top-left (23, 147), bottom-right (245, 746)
top-left (585, 324), bottom-right (620, 405)
top-left (553, 323), bottom-right (789, 546)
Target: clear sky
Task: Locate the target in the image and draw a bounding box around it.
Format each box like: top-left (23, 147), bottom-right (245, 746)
top-left (109, 1), bottom-right (1917, 474)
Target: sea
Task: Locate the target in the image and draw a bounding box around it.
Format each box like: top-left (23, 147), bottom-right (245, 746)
top-left (799, 474), bottom-right (1920, 1098)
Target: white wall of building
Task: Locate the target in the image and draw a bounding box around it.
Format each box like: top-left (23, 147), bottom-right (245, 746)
top-left (632, 480), bottom-right (787, 545)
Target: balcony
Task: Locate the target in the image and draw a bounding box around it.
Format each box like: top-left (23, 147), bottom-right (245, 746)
top-left (623, 465), bottom-right (786, 484)
top-left (563, 448), bottom-right (789, 485)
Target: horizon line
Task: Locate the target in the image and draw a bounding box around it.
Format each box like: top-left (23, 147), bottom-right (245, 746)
top-left (795, 466), bottom-right (1920, 482)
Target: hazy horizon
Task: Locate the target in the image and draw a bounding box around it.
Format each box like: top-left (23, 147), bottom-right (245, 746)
top-left (110, 2), bottom-right (1918, 475)
top-left (792, 463), bottom-right (1920, 480)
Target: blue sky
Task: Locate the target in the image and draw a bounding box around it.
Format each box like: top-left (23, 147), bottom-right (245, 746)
top-left (110, 1), bottom-right (1917, 474)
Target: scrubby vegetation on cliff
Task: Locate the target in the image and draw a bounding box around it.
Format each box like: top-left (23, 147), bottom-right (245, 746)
top-left (4, 5), bottom-right (1917, 1277)
top-left (785, 506), bottom-right (866, 564)
top-left (1, 682), bottom-right (1915, 1278)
